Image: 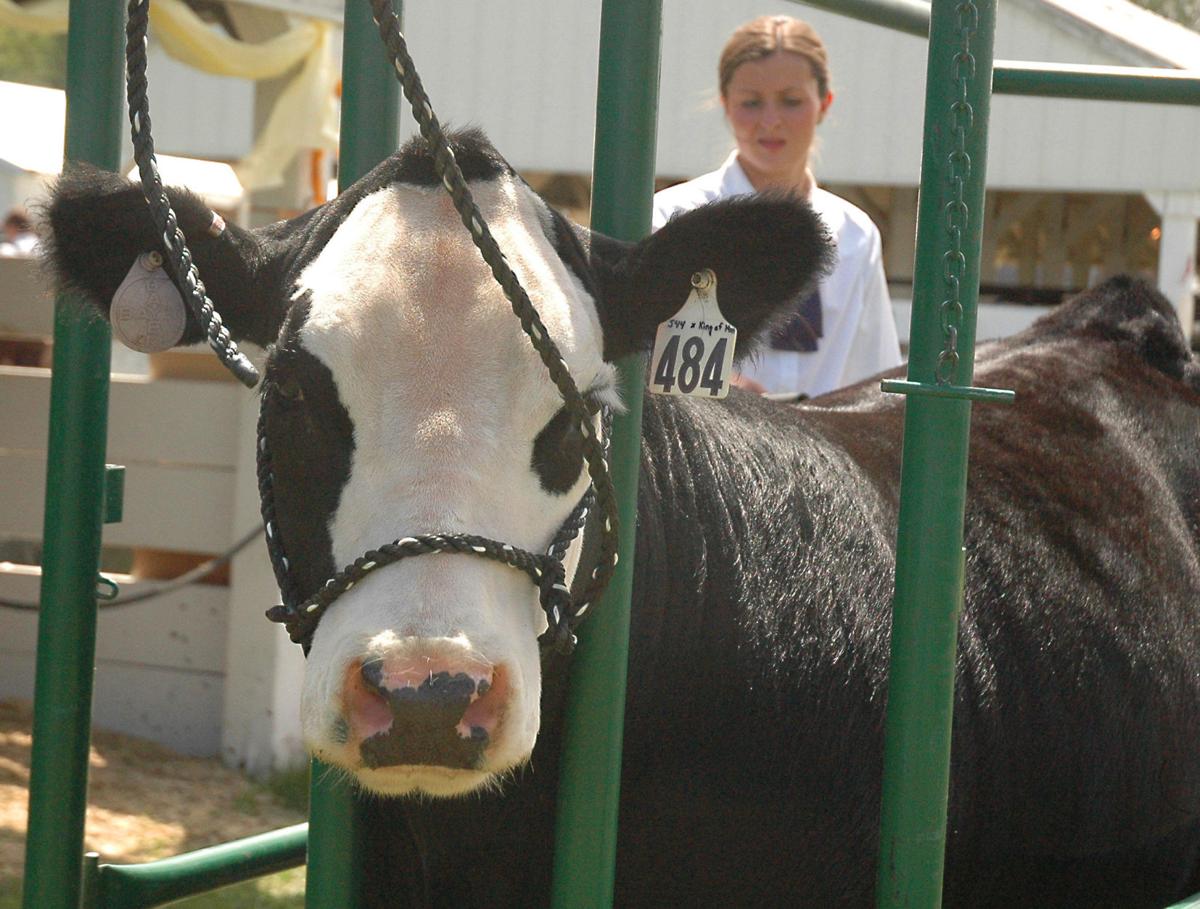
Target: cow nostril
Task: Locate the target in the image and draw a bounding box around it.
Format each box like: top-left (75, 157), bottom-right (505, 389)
top-left (344, 662), bottom-right (395, 742)
top-left (456, 665), bottom-right (507, 741)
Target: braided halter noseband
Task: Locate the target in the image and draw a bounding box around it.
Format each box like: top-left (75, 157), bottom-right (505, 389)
top-left (124, 0), bottom-right (621, 658)
top-left (260, 406), bottom-right (615, 655)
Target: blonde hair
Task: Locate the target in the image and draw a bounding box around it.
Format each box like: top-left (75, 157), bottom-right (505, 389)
top-left (718, 15), bottom-right (831, 100)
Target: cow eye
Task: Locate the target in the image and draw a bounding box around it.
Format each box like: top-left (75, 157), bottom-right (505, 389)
top-left (276, 376), bottom-right (305, 403)
top-left (531, 399), bottom-right (599, 496)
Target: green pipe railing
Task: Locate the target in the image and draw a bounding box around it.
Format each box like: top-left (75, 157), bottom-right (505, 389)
top-left (85, 825), bottom-right (308, 909)
top-left (801, 0), bottom-right (932, 37)
top-left (992, 61), bottom-right (1200, 105)
top-left (20, 2), bottom-right (125, 908)
top-left (303, 2), bottom-right (401, 906)
top-left (875, 1), bottom-right (997, 907)
top-left (799, 0), bottom-right (1200, 105)
top-left (549, 1), bottom-right (661, 905)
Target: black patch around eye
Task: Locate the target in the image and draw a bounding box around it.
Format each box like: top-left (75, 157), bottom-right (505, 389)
top-left (263, 344), bottom-right (355, 601)
top-left (275, 375), bottom-right (305, 403)
top-left (531, 404), bottom-right (588, 495)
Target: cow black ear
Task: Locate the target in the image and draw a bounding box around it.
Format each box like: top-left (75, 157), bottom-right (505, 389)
top-left (43, 163), bottom-right (289, 349)
top-left (588, 193), bottom-right (833, 362)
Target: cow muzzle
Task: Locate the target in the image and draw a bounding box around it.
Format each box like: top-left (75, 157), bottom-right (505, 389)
top-left (341, 648), bottom-right (508, 771)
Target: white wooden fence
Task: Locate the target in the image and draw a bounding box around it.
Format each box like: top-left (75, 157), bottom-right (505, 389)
top-left (0, 255), bottom-right (305, 773)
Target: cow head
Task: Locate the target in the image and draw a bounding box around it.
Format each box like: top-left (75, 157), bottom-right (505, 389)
top-left (45, 131), bottom-right (831, 796)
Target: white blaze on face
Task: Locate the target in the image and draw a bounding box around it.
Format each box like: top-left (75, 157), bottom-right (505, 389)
top-left (291, 176), bottom-right (617, 795)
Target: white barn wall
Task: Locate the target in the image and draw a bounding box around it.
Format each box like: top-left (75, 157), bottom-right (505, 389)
top-left (116, 42), bottom-right (256, 166)
top-left (383, 0), bottom-right (1200, 195)
top-left (0, 258), bottom-right (302, 763)
top-left (395, 1), bottom-right (603, 174)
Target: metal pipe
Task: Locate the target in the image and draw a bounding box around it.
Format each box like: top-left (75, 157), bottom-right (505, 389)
top-left (795, 0), bottom-right (930, 38)
top-left (20, 3), bottom-right (125, 908)
top-left (875, 1), bottom-right (996, 907)
top-left (798, 0), bottom-right (1200, 107)
top-left (92, 824), bottom-right (308, 909)
top-left (549, 1), bottom-right (661, 906)
top-left (993, 61), bottom-right (1200, 106)
top-left (304, 772), bottom-right (363, 909)
top-left (302, 3), bottom-right (402, 906)
top-left (336, 0), bottom-right (401, 191)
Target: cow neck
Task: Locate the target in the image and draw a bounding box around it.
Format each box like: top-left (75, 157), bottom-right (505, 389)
top-left (260, 397), bottom-right (614, 659)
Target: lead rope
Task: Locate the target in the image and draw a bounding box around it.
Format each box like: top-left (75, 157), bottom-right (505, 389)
top-left (124, 0), bottom-right (259, 388)
top-left (365, 0), bottom-right (620, 605)
top-left (261, 0), bottom-right (622, 655)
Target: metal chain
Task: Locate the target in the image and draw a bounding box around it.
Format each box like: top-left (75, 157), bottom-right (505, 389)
top-left (365, 0), bottom-right (620, 614)
top-left (937, 1), bottom-right (978, 385)
top-left (125, 0), bottom-right (260, 388)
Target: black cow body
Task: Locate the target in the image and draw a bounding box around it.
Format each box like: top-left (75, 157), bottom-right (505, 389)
top-left (43, 133), bottom-right (1200, 907)
top-left (360, 278), bottom-right (1200, 908)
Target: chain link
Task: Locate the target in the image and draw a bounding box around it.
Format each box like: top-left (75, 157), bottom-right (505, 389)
top-left (937, 2), bottom-right (979, 385)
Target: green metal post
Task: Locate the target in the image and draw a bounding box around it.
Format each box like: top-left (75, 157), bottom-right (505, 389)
top-left (875, 2), bottom-right (996, 907)
top-left (304, 3), bottom-right (399, 906)
top-left (21, 3), bottom-right (125, 908)
top-left (335, 0), bottom-right (400, 194)
top-left (550, 1), bottom-right (661, 906)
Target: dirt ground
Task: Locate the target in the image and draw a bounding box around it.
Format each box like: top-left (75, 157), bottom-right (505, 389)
top-left (0, 700), bottom-right (306, 883)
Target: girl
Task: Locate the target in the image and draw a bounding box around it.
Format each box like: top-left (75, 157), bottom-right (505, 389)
top-left (654, 15), bottom-right (902, 396)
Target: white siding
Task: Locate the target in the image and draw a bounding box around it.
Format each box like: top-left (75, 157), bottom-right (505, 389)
top-left (381, 0), bottom-right (1200, 195)
top-left (396, 1), bottom-right (603, 174)
top-left (124, 42), bottom-right (256, 164)
top-left (0, 258), bottom-right (301, 763)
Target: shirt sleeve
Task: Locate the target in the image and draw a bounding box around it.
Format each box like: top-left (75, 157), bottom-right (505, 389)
top-left (838, 227), bottom-right (903, 387)
top-left (651, 195), bottom-right (677, 232)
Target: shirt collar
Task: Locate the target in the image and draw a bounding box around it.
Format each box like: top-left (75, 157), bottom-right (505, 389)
top-left (718, 151), bottom-right (756, 196)
top-left (718, 151), bottom-right (819, 201)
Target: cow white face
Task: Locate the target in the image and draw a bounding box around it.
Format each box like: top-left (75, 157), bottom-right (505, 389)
top-left (45, 130), bottom-right (831, 797)
top-left (273, 176), bottom-right (619, 795)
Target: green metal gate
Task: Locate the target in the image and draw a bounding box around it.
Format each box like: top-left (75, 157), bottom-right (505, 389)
top-left (18, 1), bottom-right (1200, 907)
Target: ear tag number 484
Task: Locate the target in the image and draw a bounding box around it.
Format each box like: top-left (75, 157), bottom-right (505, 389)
top-left (649, 269), bottom-right (737, 399)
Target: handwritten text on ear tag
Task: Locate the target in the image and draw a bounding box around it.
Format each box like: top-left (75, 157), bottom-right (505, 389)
top-left (648, 269), bottom-right (736, 399)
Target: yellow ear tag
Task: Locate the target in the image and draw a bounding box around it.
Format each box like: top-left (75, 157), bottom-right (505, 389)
top-left (648, 269), bottom-right (736, 399)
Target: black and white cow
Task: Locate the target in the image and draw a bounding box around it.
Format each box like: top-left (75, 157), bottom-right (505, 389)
top-left (46, 131), bottom-right (1200, 907)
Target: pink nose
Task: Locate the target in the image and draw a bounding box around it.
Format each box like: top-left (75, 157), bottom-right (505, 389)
top-left (342, 655), bottom-right (508, 769)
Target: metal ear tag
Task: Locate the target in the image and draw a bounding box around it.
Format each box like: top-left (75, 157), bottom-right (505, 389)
top-left (648, 269), bottom-right (737, 399)
top-left (110, 251), bottom-right (187, 353)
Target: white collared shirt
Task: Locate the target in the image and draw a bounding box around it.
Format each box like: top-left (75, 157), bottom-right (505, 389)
top-left (652, 152), bottom-right (902, 397)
